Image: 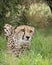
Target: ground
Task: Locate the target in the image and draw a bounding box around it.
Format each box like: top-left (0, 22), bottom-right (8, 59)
top-left (0, 28), bottom-right (52, 65)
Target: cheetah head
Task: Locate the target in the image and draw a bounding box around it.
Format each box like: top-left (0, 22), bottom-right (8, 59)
top-left (14, 25), bottom-right (35, 44)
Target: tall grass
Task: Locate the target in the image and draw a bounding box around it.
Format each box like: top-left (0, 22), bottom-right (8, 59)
top-left (0, 29), bottom-right (52, 65)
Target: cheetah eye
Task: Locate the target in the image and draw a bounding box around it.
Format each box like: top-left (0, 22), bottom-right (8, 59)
top-left (30, 30), bottom-right (33, 33)
top-left (21, 29), bottom-right (25, 32)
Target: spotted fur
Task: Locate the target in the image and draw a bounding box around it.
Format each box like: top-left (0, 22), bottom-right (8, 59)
top-left (4, 24), bottom-right (34, 56)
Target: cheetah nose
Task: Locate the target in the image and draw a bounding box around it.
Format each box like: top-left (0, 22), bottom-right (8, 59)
top-left (26, 36), bottom-right (30, 40)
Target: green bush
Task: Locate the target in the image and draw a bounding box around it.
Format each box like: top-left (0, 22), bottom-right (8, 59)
top-left (24, 3), bottom-right (52, 28)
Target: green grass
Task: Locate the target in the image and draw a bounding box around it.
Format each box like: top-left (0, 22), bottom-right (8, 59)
top-left (0, 29), bottom-right (52, 65)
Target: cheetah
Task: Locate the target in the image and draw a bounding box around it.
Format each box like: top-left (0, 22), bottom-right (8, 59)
top-left (4, 24), bottom-right (34, 56)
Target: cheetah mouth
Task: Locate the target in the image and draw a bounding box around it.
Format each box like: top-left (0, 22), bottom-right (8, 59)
top-left (22, 40), bottom-right (30, 44)
top-left (22, 38), bottom-right (31, 43)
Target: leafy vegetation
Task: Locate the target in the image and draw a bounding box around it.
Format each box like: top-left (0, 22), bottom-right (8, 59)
top-left (0, 0), bottom-right (52, 33)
